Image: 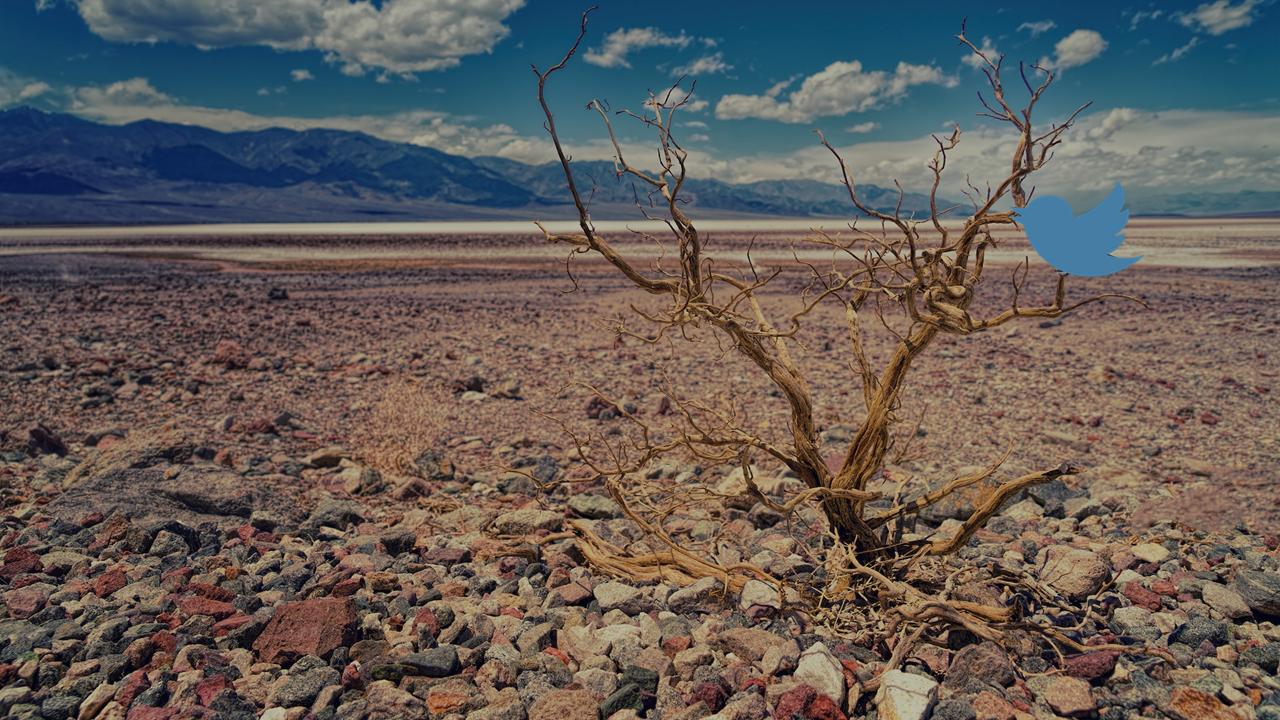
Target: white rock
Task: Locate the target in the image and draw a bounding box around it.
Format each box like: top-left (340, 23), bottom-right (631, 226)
top-left (1131, 543), bottom-right (1170, 564)
top-left (738, 579), bottom-right (780, 613)
top-left (874, 670), bottom-right (938, 720)
top-left (1003, 499), bottom-right (1044, 522)
top-left (77, 682), bottom-right (116, 720)
top-left (795, 642), bottom-right (845, 705)
top-left (260, 710), bottom-right (290, 720)
top-left (460, 391), bottom-right (489, 403)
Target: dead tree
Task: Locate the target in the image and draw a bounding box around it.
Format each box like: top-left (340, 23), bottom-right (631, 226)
top-left (524, 11), bottom-right (1146, 643)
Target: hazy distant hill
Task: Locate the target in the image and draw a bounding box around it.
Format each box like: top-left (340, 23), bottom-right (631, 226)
top-left (0, 107), bottom-right (942, 225)
top-left (1, 107), bottom-right (1272, 225)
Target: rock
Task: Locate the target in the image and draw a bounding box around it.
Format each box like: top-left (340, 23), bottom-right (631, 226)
top-left (931, 698), bottom-right (976, 720)
top-left (273, 666), bottom-right (340, 708)
top-left (1235, 570), bottom-right (1280, 615)
top-left (27, 422), bottom-right (68, 456)
top-left (943, 642), bottom-right (1015, 688)
top-left (874, 670), bottom-right (937, 720)
top-left (667, 577), bottom-right (725, 615)
top-left (402, 647), bottom-right (460, 677)
top-left (46, 465), bottom-right (304, 531)
top-left (969, 691), bottom-right (1016, 720)
top-left (303, 447), bottom-right (349, 468)
top-left (61, 426), bottom-right (199, 486)
top-left (567, 494), bottom-right (622, 520)
top-left (4, 586), bottom-right (48, 619)
top-left (527, 687), bottom-right (600, 720)
top-left (1170, 616), bottom-right (1230, 648)
top-left (363, 680), bottom-right (430, 719)
top-left (412, 450), bottom-right (455, 481)
top-left (253, 597), bottom-right (359, 665)
top-left (738, 579), bottom-right (780, 619)
top-left (1164, 686), bottom-right (1238, 720)
top-left (1062, 497), bottom-right (1105, 520)
top-left (306, 497), bottom-right (365, 530)
top-left (1040, 676), bottom-right (1094, 718)
top-left (1002, 499), bottom-right (1044, 522)
top-left (794, 642), bottom-right (844, 706)
top-left (1060, 651), bottom-right (1118, 681)
top-left (715, 627), bottom-right (785, 663)
top-left (594, 582), bottom-right (655, 615)
top-left (1038, 546), bottom-right (1110, 601)
top-left (1239, 642), bottom-right (1280, 673)
top-left (211, 340), bottom-right (252, 368)
top-left (1201, 583), bottom-right (1252, 619)
top-left (673, 646), bottom-right (714, 681)
top-left (1131, 543), bottom-right (1170, 563)
top-left (493, 507), bottom-right (562, 535)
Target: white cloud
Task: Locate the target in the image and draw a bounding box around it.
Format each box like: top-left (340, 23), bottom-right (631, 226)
top-left (846, 121), bottom-right (880, 134)
top-left (686, 133), bottom-right (709, 142)
top-left (962, 37), bottom-right (1000, 69)
top-left (682, 120), bottom-right (708, 128)
top-left (584, 27), bottom-right (692, 68)
top-left (1041, 29), bottom-right (1107, 71)
top-left (646, 87), bottom-right (707, 113)
top-left (65, 0), bottom-right (524, 77)
top-left (291, 69), bottom-right (314, 82)
top-left (672, 52), bottom-right (731, 76)
top-left (1017, 20), bottom-right (1057, 37)
top-left (18, 82), bottom-right (52, 101)
top-left (1127, 10), bottom-right (1164, 30)
top-left (1153, 36), bottom-right (1201, 65)
top-left (716, 60), bottom-right (956, 124)
top-left (1177, 0), bottom-right (1261, 35)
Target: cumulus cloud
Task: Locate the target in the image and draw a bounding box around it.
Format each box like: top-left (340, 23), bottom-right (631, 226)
top-left (672, 52), bottom-right (731, 76)
top-left (1177, 0), bottom-right (1261, 35)
top-left (64, 0), bottom-right (524, 76)
top-left (584, 27), bottom-right (692, 68)
top-left (1017, 20), bottom-right (1057, 37)
top-left (646, 87), bottom-right (707, 113)
top-left (961, 37), bottom-right (1000, 69)
top-left (846, 121), bottom-right (880, 134)
top-left (291, 69), bottom-right (314, 81)
top-left (1153, 36), bottom-right (1201, 65)
top-left (0, 68), bottom-right (53, 107)
top-left (716, 60), bottom-right (956, 124)
top-left (1040, 29), bottom-right (1108, 70)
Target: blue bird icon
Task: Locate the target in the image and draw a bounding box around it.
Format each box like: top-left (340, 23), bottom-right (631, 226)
top-left (1014, 184), bottom-right (1141, 277)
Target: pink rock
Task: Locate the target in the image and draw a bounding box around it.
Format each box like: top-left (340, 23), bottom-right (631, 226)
top-left (3, 586), bottom-right (48, 619)
top-left (252, 597), bottom-right (359, 665)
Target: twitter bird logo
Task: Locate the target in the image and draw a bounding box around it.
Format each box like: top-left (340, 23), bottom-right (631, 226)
top-left (1015, 184), bottom-right (1141, 277)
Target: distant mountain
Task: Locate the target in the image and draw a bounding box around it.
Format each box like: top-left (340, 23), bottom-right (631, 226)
top-left (0, 107), bottom-right (943, 225)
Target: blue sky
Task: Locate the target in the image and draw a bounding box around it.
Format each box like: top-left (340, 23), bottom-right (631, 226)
top-left (1, 1), bottom-right (1277, 206)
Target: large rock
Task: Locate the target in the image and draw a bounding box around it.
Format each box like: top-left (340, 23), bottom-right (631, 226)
top-left (253, 597), bottom-right (359, 665)
top-left (1201, 583), bottom-right (1252, 619)
top-left (944, 641), bottom-right (1016, 688)
top-left (714, 628), bottom-right (785, 663)
top-left (527, 688), bottom-right (600, 720)
top-left (1038, 546), bottom-right (1110, 601)
top-left (44, 466), bottom-right (305, 531)
top-left (593, 582), bottom-right (655, 615)
top-left (667, 577), bottom-right (726, 614)
top-left (1040, 676), bottom-right (1095, 718)
top-left (1164, 686), bottom-right (1238, 720)
top-left (1235, 570), bottom-right (1280, 616)
top-left (61, 426), bottom-right (195, 486)
top-left (875, 670), bottom-right (937, 720)
top-left (493, 508), bottom-right (563, 536)
top-left (794, 642), bottom-right (844, 706)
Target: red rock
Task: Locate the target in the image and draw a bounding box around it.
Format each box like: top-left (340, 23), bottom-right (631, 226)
top-left (94, 568), bottom-right (128, 598)
top-left (252, 597), bottom-right (359, 665)
top-left (242, 418), bottom-right (277, 434)
top-left (1165, 686), bottom-right (1237, 720)
top-left (79, 511), bottom-right (104, 527)
top-left (690, 682), bottom-right (728, 713)
top-left (661, 635), bottom-right (691, 659)
top-left (332, 577), bottom-right (362, 597)
top-left (212, 615), bottom-right (255, 636)
top-left (195, 673), bottom-right (234, 706)
top-left (1200, 413), bottom-right (1219, 425)
top-left (1060, 651), bottom-right (1118, 681)
top-left (807, 693), bottom-right (846, 720)
top-left (1122, 582), bottom-right (1162, 611)
top-left (211, 340), bottom-right (251, 368)
top-left (543, 647), bottom-right (573, 667)
top-left (186, 582), bottom-right (235, 603)
top-left (1151, 580), bottom-right (1177, 597)
top-left (0, 547), bottom-right (43, 580)
top-left (117, 670), bottom-right (152, 707)
top-left (151, 632), bottom-right (178, 655)
top-left (553, 581), bottom-right (592, 606)
top-left (178, 596), bottom-right (236, 620)
top-left (342, 662), bottom-right (364, 691)
top-left (774, 685), bottom-right (817, 720)
top-left (4, 587), bottom-right (48, 619)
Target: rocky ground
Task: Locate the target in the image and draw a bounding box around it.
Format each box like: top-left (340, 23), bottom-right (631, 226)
top-left (0, 248), bottom-right (1277, 720)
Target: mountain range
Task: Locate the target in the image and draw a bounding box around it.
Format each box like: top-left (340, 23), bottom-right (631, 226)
top-left (0, 106), bottom-right (943, 226)
top-left (0, 106), bottom-right (1274, 225)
